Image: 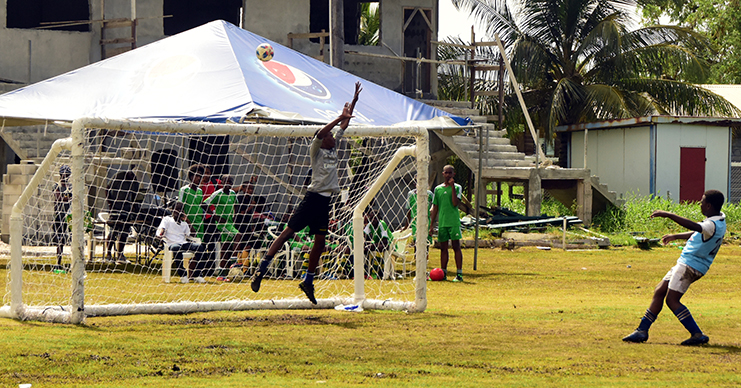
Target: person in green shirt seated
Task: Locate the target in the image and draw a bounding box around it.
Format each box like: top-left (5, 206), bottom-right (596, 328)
top-left (344, 208), bottom-right (394, 279)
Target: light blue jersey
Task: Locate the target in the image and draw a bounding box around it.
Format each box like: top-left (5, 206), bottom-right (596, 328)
top-left (678, 213), bottom-right (726, 275)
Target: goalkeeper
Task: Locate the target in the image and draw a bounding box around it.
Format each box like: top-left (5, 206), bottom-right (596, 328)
top-left (251, 82), bottom-right (362, 304)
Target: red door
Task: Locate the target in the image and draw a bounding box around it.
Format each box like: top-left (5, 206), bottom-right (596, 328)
top-left (679, 147), bottom-right (705, 202)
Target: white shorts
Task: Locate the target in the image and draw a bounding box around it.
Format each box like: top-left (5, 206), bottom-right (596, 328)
top-left (663, 263), bottom-right (703, 293)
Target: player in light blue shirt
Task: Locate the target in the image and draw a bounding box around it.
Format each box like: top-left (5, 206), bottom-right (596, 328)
top-left (623, 190), bottom-right (726, 346)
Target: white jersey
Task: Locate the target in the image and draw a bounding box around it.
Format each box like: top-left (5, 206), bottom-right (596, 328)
top-left (157, 216), bottom-right (191, 245)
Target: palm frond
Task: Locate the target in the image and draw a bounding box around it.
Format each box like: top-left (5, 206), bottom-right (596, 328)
top-left (548, 77), bottom-right (587, 131)
top-left (451, 0), bottom-right (521, 44)
top-left (616, 78), bottom-right (740, 116)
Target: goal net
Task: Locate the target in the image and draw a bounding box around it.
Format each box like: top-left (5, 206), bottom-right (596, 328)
top-left (2, 118), bottom-right (430, 323)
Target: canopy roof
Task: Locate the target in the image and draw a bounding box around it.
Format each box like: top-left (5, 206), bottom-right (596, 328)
top-left (0, 20), bottom-right (469, 128)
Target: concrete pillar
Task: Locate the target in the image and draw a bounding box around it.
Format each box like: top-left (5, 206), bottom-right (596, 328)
top-left (330, 0), bottom-right (344, 69)
top-left (577, 178), bottom-right (593, 226)
top-left (526, 169), bottom-right (542, 217)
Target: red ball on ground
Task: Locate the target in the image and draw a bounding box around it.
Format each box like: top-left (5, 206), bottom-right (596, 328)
top-left (429, 268), bottom-right (445, 281)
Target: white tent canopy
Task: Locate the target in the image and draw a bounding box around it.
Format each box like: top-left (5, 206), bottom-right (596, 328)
top-left (0, 20), bottom-right (469, 128)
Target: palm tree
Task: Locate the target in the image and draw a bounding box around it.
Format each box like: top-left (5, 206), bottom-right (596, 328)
top-left (358, 2), bottom-right (380, 46)
top-left (449, 0), bottom-right (738, 144)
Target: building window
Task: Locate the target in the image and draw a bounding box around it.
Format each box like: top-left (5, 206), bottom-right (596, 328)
top-left (164, 0), bottom-right (242, 36)
top-left (6, 0), bottom-right (90, 32)
top-left (355, 1), bottom-right (379, 46)
top-left (310, 0), bottom-right (379, 45)
top-left (310, 0), bottom-right (329, 44)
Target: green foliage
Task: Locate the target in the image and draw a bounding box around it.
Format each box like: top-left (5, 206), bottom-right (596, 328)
top-left (470, 182), bottom-right (572, 218)
top-left (639, 0), bottom-right (741, 83)
top-left (358, 2), bottom-right (380, 46)
top-left (446, 0), bottom-right (739, 146)
top-left (591, 192), bottom-right (741, 237)
top-left (447, 154), bottom-right (472, 197)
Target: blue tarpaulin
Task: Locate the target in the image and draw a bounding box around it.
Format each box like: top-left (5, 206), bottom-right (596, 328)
top-left (0, 20), bottom-right (469, 128)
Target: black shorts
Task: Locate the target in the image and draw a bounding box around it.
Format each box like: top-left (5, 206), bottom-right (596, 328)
top-left (107, 211), bottom-right (131, 232)
top-left (53, 216), bottom-right (69, 244)
top-left (288, 191), bottom-right (331, 236)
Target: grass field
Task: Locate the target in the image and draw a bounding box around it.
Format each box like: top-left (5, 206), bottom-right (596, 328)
top-left (2, 244), bottom-right (741, 387)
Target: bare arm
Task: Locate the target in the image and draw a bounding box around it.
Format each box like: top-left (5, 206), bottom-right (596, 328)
top-left (650, 210), bottom-right (702, 233)
top-left (661, 231), bottom-right (695, 245)
top-left (317, 108), bottom-right (352, 139)
top-left (448, 180), bottom-right (460, 207)
top-left (340, 82), bottom-right (362, 130)
top-left (429, 205), bottom-right (439, 235)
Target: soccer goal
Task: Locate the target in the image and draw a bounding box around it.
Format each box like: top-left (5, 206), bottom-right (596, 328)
top-left (1, 117), bottom-right (431, 323)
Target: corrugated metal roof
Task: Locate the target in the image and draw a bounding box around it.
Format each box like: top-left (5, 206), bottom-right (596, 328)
top-left (556, 115), bottom-right (741, 132)
top-left (554, 84), bottom-right (741, 132)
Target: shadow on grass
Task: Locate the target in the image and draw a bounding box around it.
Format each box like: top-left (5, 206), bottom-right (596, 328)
top-left (86, 313), bottom-right (366, 329)
top-left (443, 271), bottom-right (541, 284)
top-left (705, 344), bottom-right (741, 353)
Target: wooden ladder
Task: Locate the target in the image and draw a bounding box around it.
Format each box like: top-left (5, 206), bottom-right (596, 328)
top-left (100, 18), bottom-right (136, 59)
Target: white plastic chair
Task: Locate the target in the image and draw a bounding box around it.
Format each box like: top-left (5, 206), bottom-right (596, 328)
top-left (383, 228), bottom-right (414, 280)
top-left (87, 212), bottom-right (110, 261)
top-left (162, 237), bottom-right (200, 283)
top-left (267, 225), bottom-right (300, 278)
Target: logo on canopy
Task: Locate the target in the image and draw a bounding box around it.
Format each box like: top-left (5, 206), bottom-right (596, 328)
top-left (260, 60), bottom-right (331, 101)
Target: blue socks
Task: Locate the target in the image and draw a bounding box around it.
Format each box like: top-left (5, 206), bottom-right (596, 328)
top-left (635, 306), bottom-right (702, 335)
top-left (673, 306), bottom-right (702, 335)
top-left (637, 309), bottom-right (657, 332)
top-left (305, 271), bottom-right (315, 284)
top-left (257, 255), bottom-right (272, 275)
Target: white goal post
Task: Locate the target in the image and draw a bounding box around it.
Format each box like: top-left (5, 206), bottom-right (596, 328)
top-left (2, 117), bottom-right (432, 323)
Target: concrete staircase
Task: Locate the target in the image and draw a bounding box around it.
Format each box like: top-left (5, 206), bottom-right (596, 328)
top-left (420, 99), bottom-right (537, 171)
top-left (441, 124), bottom-right (536, 169)
top-left (590, 175), bottom-right (625, 213)
top-left (1, 123), bottom-right (71, 161)
top-left (423, 100), bottom-right (625, 223)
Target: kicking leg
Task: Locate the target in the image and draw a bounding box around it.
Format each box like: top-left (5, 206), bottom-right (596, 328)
top-left (623, 280), bottom-right (668, 343)
top-left (666, 289), bottom-right (708, 345)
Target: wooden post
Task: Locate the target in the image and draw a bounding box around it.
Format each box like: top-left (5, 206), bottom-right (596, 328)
top-left (319, 29), bottom-right (326, 62)
top-left (583, 128), bottom-right (588, 169)
top-left (469, 26), bottom-right (475, 109)
top-left (416, 48), bottom-right (422, 99)
top-left (562, 217), bottom-right (567, 250)
top-left (577, 178), bottom-right (592, 226)
top-left (498, 55), bottom-right (504, 131)
top-left (527, 169), bottom-right (542, 217)
top-left (330, 0), bottom-right (344, 69)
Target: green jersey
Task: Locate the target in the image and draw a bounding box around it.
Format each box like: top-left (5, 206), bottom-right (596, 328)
top-left (204, 188), bottom-right (237, 224)
top-left (406, 189), bottom-right (433, 229)
top-left (179, 185), bottom-right (204, 237)
top-left (432, 183), bottom-right (462, 228)
top-left (345, 219), bottom-right (393, 246)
